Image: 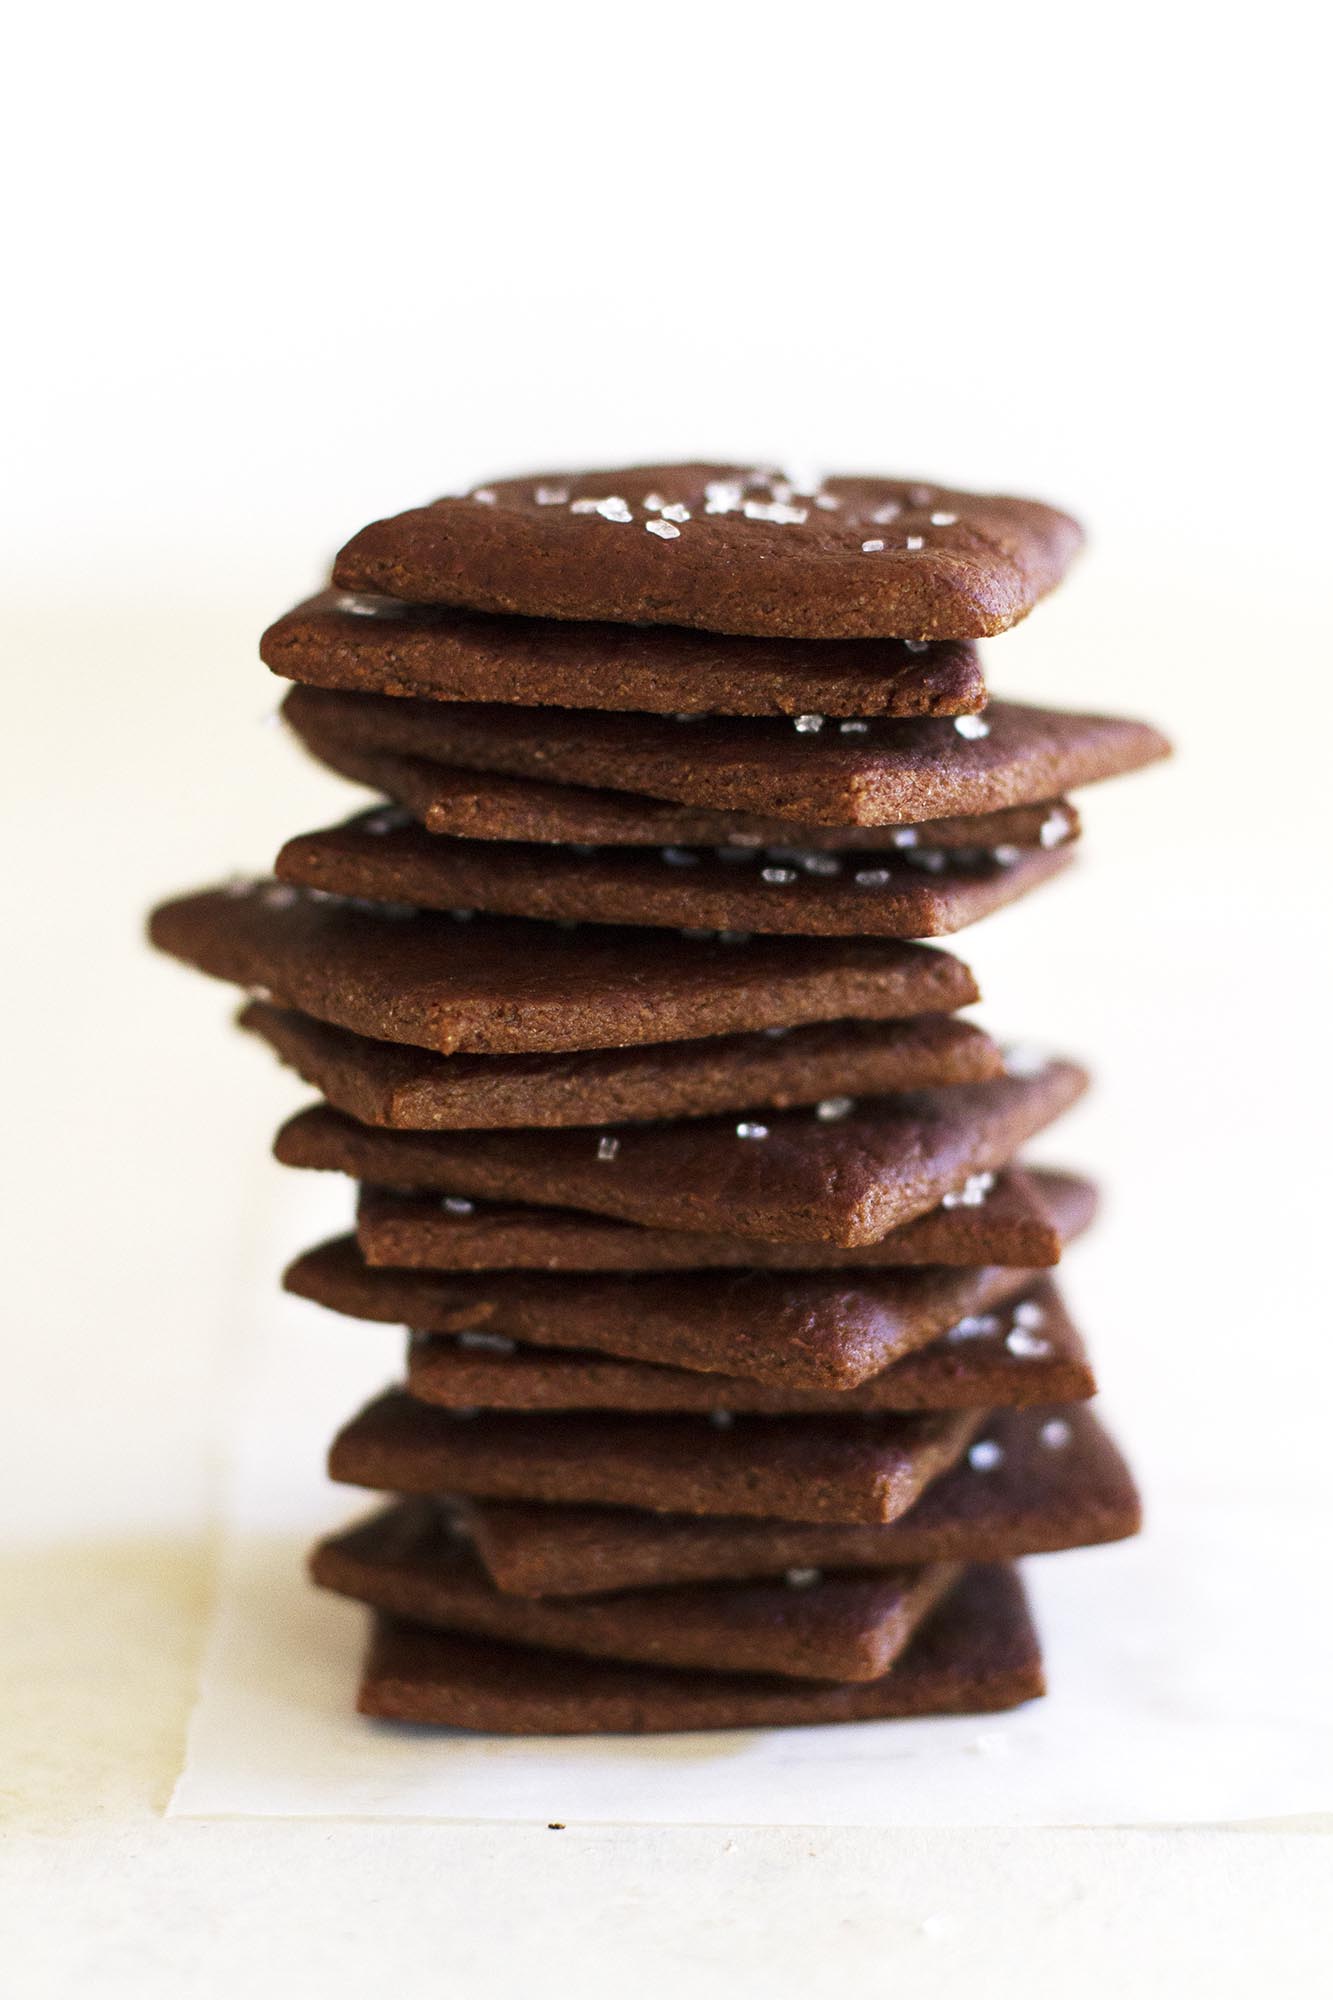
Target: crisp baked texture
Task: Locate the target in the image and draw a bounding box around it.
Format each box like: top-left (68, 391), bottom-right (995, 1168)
top-left (403, 1278), bottom-right (1091, 1415)
top-left (311, 1513), bottom-right (958, 1681)
top-left (289, 1234), bottom-right (1073, 1391)
top-left (330, 465), bottom-right (1084, 640)
top-left (277, 687), bottom-right (1169, 826)
top-left (276, 811), bottom-right (1073, 940)
top-left (150, 885), bottom-right (976, 1056)
top-left (356, 1563), bottom-right (1044, 1732)
top-left (241, 1001), bottom-right (1002, 1131)
top-left (284, 685), bottom-right (1080, 849)
top-left (329, 1389), bottom-right (983, 1524)
top-left (355, 1166), bottom-right (1086, 1272)
top-left (464, 1404), bottom-right (1136, 1595)
top-left (263, 590), bottom-right (987, 717)
top-left (273, 1063), bottom-right (1087, 1246)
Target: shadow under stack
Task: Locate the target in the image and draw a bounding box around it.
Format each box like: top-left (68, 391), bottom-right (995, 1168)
top-left (151, 464), bottom-right (1169, 1734)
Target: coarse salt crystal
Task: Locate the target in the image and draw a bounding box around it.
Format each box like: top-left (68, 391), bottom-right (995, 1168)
top-left (646, 519), bottom-right (680, 539)
top-left (954, 713), bottom-right (990, 739)
top-left (949, 1314), bottom-right (1000, 1341)
top-left (743, 499), bottom-right (808, 525)
top-left (456, 1330), bottom-right (516, 1354)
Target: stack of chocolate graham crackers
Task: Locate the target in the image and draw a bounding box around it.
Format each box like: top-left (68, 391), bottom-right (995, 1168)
top-left (151, 464), bottom-right (1168, 1735)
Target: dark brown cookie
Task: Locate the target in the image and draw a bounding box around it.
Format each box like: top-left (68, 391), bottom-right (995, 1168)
top-left (284, 685), bottom-right (1080, 849)
top-left (241, 1001), bottom-right (1002, 1131)
top-left (331, 465), bottom-right (1084, 640)
top-left (404, 1278), bottom-right (1092, 1415)
top-left (356, 1166), bottom-right (1087, 1272)
top-left (287, 1238), bottom-right (1073, 1391)
top-left (274, 1063), bottom-right (1087, 1246)
top-left (263, 590), bottom-right (986, 718)
top-left (150, 884), bottom-right (975, 1057)
top-left (463, 1405), bottom-right (1137, 1595)
top-left (278, 687), bottom-right (1169, 826)
top-left (356, 1563), bottom-right (1044, 1732)
top-left (277, 811), bottom-right (1073, 940)
top-left (329, 1389), bottom-right (983, 1524)
top-left (312, 1513), bottom-right (958, 1682)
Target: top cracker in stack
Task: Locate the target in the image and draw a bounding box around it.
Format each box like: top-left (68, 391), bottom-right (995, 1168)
top-left (151, 463), bottom-right (1167, 1734)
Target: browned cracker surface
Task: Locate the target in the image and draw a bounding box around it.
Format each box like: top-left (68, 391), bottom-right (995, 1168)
top-left (263, 589), bottom-right (986, 717)
top-left (273, 1063), bottom-right (1087, 1246)
top-left (464, 1404), bottom-right (1136, 1595)
top-left (356, 1563), bottom-right (1044, 1731)
top-left (312, 1515), bottom-right (958, 1682)
top-left (150, 885), bottom-right (975, 1056)
top-left (331, 464), bottom-right (1083, 640)
top-left (242, 1000), bottom-right (1002, 1131)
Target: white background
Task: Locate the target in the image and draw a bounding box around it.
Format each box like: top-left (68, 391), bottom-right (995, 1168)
top-left (3, 3), bottom-right (1330, 1995)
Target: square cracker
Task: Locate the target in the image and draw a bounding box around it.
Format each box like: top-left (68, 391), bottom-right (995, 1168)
top-left (273, 1062), bottom-right (1088, 1246)
top-left (150, 885), bottom-right (975, 1056)
top-left (331, 464), bottom-right (1083, 640)
top-left (356, 1563), bottom-right (1044, 1732)
top-left (463, 1404), bottom-right (1138, 1596)
top-left (312, 1514), bottom-right (959, 1682)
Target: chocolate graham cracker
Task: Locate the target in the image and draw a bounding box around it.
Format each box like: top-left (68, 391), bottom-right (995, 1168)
top-left (329, 1389), bottom-right (983, 1524)
top-left (461, 1405), bottom-right (1137, 1596)
top-left (404, 1277), bottom-right (1093, 1415)
top-left (241, 1000), bottom-right (1002, 1131)
top-left (331, 465), bottom-right (1083, 640)
top-left (274, 1063), bottom-right (1088, 1246)
top-left (356, 1563), bottom-right (1044, 1732)
top-left (288, 1233), bottom-right (1073, 1391)
top-left (150, 884), bottom-right (976, 1056)
top-left (356, 1166), bottom-right (1088, 1272)
top-left (277, 811), bottom-right (1073, 940)
top-left (264, 590), bottom-right (987, 718)
top-left (276, 687), bottom-right (1169, 827)
top-left (312, 1514), bottom-right (959, 1681)
top-left (284, 684), bottom-right (1080, 850)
